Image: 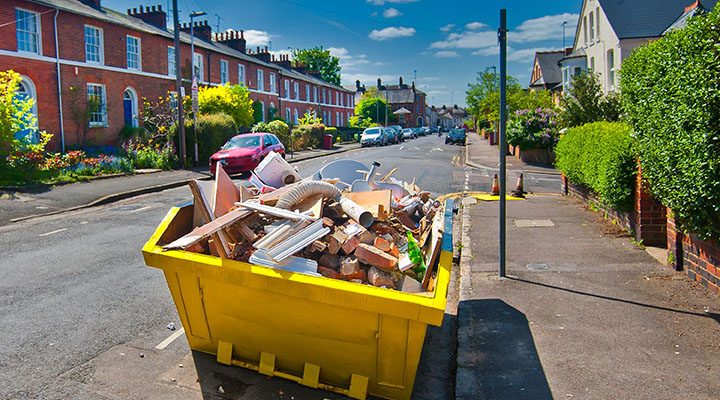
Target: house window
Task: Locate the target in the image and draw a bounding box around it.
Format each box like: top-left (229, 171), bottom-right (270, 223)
top-left (220, 60), bottom-right (229, 84)
top-left (327, 111), bottom-right (332, 126)
top-left (607, 49), bottom-right (615, 90)
top-left (293, 108), bottom-right (299, 124)
top-left (583, 16), bottom-right (588, 46)
top-left (259, 101), bottom-right (265, 122)
top-left (589, 11), bottom-right (595, 42)
top-left (269, 73), bottom-right (276, 93)
top-left (336, 92), bottom-right (340, 106)
top-left (294, 82), bottom-right (299, 100)
top-left (86, 83), bottom-right (107, 127)
top-left (257, 69), bottom-right (265, 91)
top-left (284, 79), bottom-right (290, 98)
top-left (305, 84), bottom-right (310, 101)
top-left (193, 53), bottom-right (203, 81)
top-left (16, 8), bottom-right (40, 54)
top-left (84, 25), bottom-right (103, 64)
top-left (14, 76), bottom-right (39, 143)
top-left (313, 87), bottom-right (318, 102)
top-left (167, 46), bottom-right (176, 77)
top-left (238, 64), bottom-right (246, 85)
top-left (574, 67), bottom-right (582, 76)
top-left (322, 88), bottom-right (326, 104)
top-left (596, 7), bottom-right (601, 38)
top-left (126, 36), bottom-right (141, 70)
top-left (285, 107), bottom-right (291, 122)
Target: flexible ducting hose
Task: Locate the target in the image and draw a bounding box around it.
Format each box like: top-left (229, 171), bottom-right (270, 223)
top-left (275, 181), bottom-right (374, 227)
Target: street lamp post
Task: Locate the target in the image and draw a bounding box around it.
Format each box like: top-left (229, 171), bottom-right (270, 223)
top-left (189, 11), bottom-right (206, 165)
top-left (171, 0), bottom-right (185, 167)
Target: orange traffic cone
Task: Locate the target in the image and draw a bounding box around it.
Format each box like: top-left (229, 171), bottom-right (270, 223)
top-left (491, 174), bottom-right (500, 196)
top-left (511, 173), bottom-right (525, 198)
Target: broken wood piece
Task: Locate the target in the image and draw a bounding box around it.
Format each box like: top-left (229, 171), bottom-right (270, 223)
top-left (188, 180), bottom-right (232, 258)
top-left (213, 163), bottom-right (240, 218)
top-left (237, 222), bottom-right (257, 242)
top-left (265, 219), bottom-right (330, 262)
top-left (163, 205), bottom-right (253, 251)
top-left (422, 210), bottom-right (445, 289)
top-left (257, 181), bottom-right (300, 206)
top-left (379, 167), bottom-right (398, 182)
top-left (308, 240), bottom-right (327, 253)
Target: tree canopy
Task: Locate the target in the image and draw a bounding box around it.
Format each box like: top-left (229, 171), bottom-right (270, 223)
top-left (466, 71), bottom-right (554, 128)
top-left (197, 84), bottom-right (254, 128)
top-left (558, 72), bottom-right (621, 128)
top-left (292, 47), bottom-right (341, 85)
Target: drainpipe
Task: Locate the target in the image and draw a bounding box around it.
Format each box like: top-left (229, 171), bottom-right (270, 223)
top-left (53, 8), bottom-right (65, 153)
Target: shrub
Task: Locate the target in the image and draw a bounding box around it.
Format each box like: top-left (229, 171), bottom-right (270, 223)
top-left (252, 120), bottom-right (290, 149)
top-left (558, 72), bottom-right (622, 128)
top-left (184, 113), bottom-right (237, 166)
top-left (197, 84), bottom-right (254, 128)
top-left (1, 70), bottom-right (44, 160)
top-left (555, 122), bottom-right (636, 210)
top-left (291, 124), bottom-right (325, 150)
top-left (507, 108), bottom-right (558, 150)
top-left (621, 7), bottom-right (720, 239)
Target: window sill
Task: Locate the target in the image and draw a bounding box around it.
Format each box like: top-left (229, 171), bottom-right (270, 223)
top-left (89, 123), bottom-right (108, 128)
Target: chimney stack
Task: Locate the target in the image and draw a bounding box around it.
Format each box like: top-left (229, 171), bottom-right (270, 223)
top-left (179, 20), bottom-right (212, 42)
top-left (272, 53), bottom-right (292, 69)
top-left (377, 78), bottom-right (382, 89)
top-left (213, 29), bottom-right (246, 53)
top-left (399, 76), bottom-right (403, 86)
top-left (252, 46), bottom-right (272, 63)
top-left (127, 4), bottom-right (166, 29)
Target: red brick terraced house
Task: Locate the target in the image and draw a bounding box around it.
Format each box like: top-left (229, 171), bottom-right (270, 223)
top-left (0, 0), bottom-right (356, 152)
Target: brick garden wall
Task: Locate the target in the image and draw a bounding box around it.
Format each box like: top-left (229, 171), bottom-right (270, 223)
top-left (667, 210), bottom-right (720, 294)
top-left (561, 174), bottom-right (636, 234)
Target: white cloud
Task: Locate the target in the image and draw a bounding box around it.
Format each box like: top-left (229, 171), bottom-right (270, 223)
top-left (435, 50), bottom-right (461, 58)
top-left (511, 13), bottom-right (578, 43)
top-left (507, 47), bottom-right (560, 62)
top-left (369, 26), bottom-right (416, 40)
top-left (439, 24), bottom-right (455, 32)
top-left (430, 30), bottom-right (497, 49)
top-left (383, 7), bottom-right (402, 18)
top-left (328, 47), bottom-right (372, 71)
top-left (465, 21), bottom-right (487, 30)
top-left (367, 0), bottom-right (418, 5)
top-left (243, 29), bottom-right (272, 47)
top-left (471, 46), bottom-right (499, 57)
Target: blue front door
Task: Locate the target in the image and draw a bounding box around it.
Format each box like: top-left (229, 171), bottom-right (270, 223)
top-left (123, 98), bottom-right (133, 126)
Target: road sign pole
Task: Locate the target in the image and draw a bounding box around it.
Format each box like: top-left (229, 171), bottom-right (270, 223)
top-left (191, 77), bottom-right (199, 164)
top-left (499, 9), bottom-right (508, 278)
top-left (172, 0), bottom-right (186, 167)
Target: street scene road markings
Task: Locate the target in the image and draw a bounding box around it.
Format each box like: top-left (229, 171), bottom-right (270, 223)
top-left (39, 228), bottom-right (67, 237)
top-left (128, 205), bottom-right (153, 213)
top-left (155, 327), bottom-right (185, 350)
top-left (399, 145), bottom-right (405, 150)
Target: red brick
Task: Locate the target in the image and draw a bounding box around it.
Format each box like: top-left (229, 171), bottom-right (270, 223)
top-left (341, 234), bottom-right (360, 255)
top-left (374, 236), bottom-right (391, 252)
top-left (355, 243), bottom-right (398, 271)
top-left (368, 266), bottom-right (395, 288)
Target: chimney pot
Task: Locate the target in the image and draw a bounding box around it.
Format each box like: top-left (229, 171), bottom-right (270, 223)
top-left (241, 30), bottom-right (244, 39)
top-left (399, 76), bottom-right (403, 86)
top-left (139, 5), bottom-right (143, 13)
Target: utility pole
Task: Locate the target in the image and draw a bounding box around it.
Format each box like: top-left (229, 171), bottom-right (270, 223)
top-left (189, 11), bottom-right (206, 165)
top-left (498, 9), bottom-right (508, 278)
top-left (172, 0), bottom-right (186, 167)
top-left (562, 21), bottom-right (567, 49)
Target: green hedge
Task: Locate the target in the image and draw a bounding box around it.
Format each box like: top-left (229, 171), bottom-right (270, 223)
top-left (335, 127), bottom-right (363, 142)
top-left (184, 113), bottom-right (238, 166)
top-left (291, 124), bottom-right (325, 150)
top-left (252, 120), bottom-right (290, 149)
top-left (621, 8), bottom-right (720, 239)
top-left (555, 122), bottom-right (636, 211)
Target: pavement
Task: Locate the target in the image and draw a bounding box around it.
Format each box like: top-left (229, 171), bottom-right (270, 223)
top-left (464, 132), bottom-right (560, 176)
top-left (0, 142), bottom-right (360, 226)
top-left (455, 194), bottom-right (720, 400)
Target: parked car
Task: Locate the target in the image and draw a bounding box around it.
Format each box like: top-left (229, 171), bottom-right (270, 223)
top-left (383, 126), bottom-right (400, 144)
top-left (445, 128), bottom-right (467, 145)
top-left (417, 127), bottom-right (429, 136)
top-left (389, 125), bottom-right (404, 142)
top-left (402, 128), bottom-right (417, 139)
top-left (209, 132), bottom-right (285, 176)
top-left (360, 127), bottom-right (388, 147)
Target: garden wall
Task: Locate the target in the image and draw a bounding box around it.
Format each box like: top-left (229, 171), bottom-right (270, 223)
top-left (667, 211), bottom-right (720, 294)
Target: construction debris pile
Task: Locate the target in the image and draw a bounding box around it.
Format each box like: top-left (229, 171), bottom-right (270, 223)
top-left (164, 152), bottom-right (447, 293)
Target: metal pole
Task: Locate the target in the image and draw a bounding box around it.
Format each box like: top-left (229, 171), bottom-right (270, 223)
top-left (498, 9), bottom-right (508, 278)
top-left (190, 19), bottom-right (197, 164)
top-left (172, 0), bottom-right (186, 167)
top-left (562, 21), bottom-right (567, 49)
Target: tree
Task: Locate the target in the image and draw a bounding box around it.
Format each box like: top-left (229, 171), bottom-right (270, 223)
top-left (466, 71), bottom-right (554, 128)
top-left (558, 72), bottom-right (621, 128)
top-left (197, 84), bottom-right (254, 128)
top-left (0, 70), bottom-right (38, 158)
top-left (292, 46), bottom-right (341, 85)
top-left (354, 95), bottom-right (389, 125)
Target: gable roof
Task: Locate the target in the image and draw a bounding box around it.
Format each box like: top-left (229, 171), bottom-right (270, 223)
top-left (530, 51), bottom-right (564, 87)
top-left (598, 0), bottom-right (717, 39)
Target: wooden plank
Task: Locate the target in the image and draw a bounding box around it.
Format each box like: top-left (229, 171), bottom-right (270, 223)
top-left (422, 211), bottom-right (445, 289)
top-left (379, 167), bottom-right (398, 182)
top-left (187, 180), bottom-right (232, 258)
top-left (213, 163), bottom-right (240, 218)
top-left (164, 206), bottom-right (253, 250)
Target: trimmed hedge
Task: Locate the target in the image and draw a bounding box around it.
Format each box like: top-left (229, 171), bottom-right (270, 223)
top-left (555, 122), bottom-right (636, 211)
top-left (291, 124), bottom-right (325, 150)
top-left (184, 113), bottom-right (237, 165)
top-left (621, 8), bottom-right (720, 239)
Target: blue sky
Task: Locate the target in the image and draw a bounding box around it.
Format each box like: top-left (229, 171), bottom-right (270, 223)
top-left (105, 0), bottom-right (581, 106)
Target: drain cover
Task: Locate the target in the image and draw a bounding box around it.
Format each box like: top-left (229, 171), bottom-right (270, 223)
top-left (527, 263), bottom-right (548, 271)
top-left (514, 219), bottom-right (555, 228)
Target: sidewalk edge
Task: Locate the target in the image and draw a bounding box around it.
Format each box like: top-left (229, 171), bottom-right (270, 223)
top-left (463, 139), bottom-right (561, 176)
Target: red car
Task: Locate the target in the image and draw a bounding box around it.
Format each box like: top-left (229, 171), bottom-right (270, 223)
top-left (209, 132), bottom-right (285, 176)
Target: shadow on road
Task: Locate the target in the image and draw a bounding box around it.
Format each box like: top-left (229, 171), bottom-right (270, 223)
top-left (456, 299), bottom-right (552, 400)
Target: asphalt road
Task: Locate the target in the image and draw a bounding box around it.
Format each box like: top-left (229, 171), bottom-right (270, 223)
top-left (0, 135), bottom-right (557, 399)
